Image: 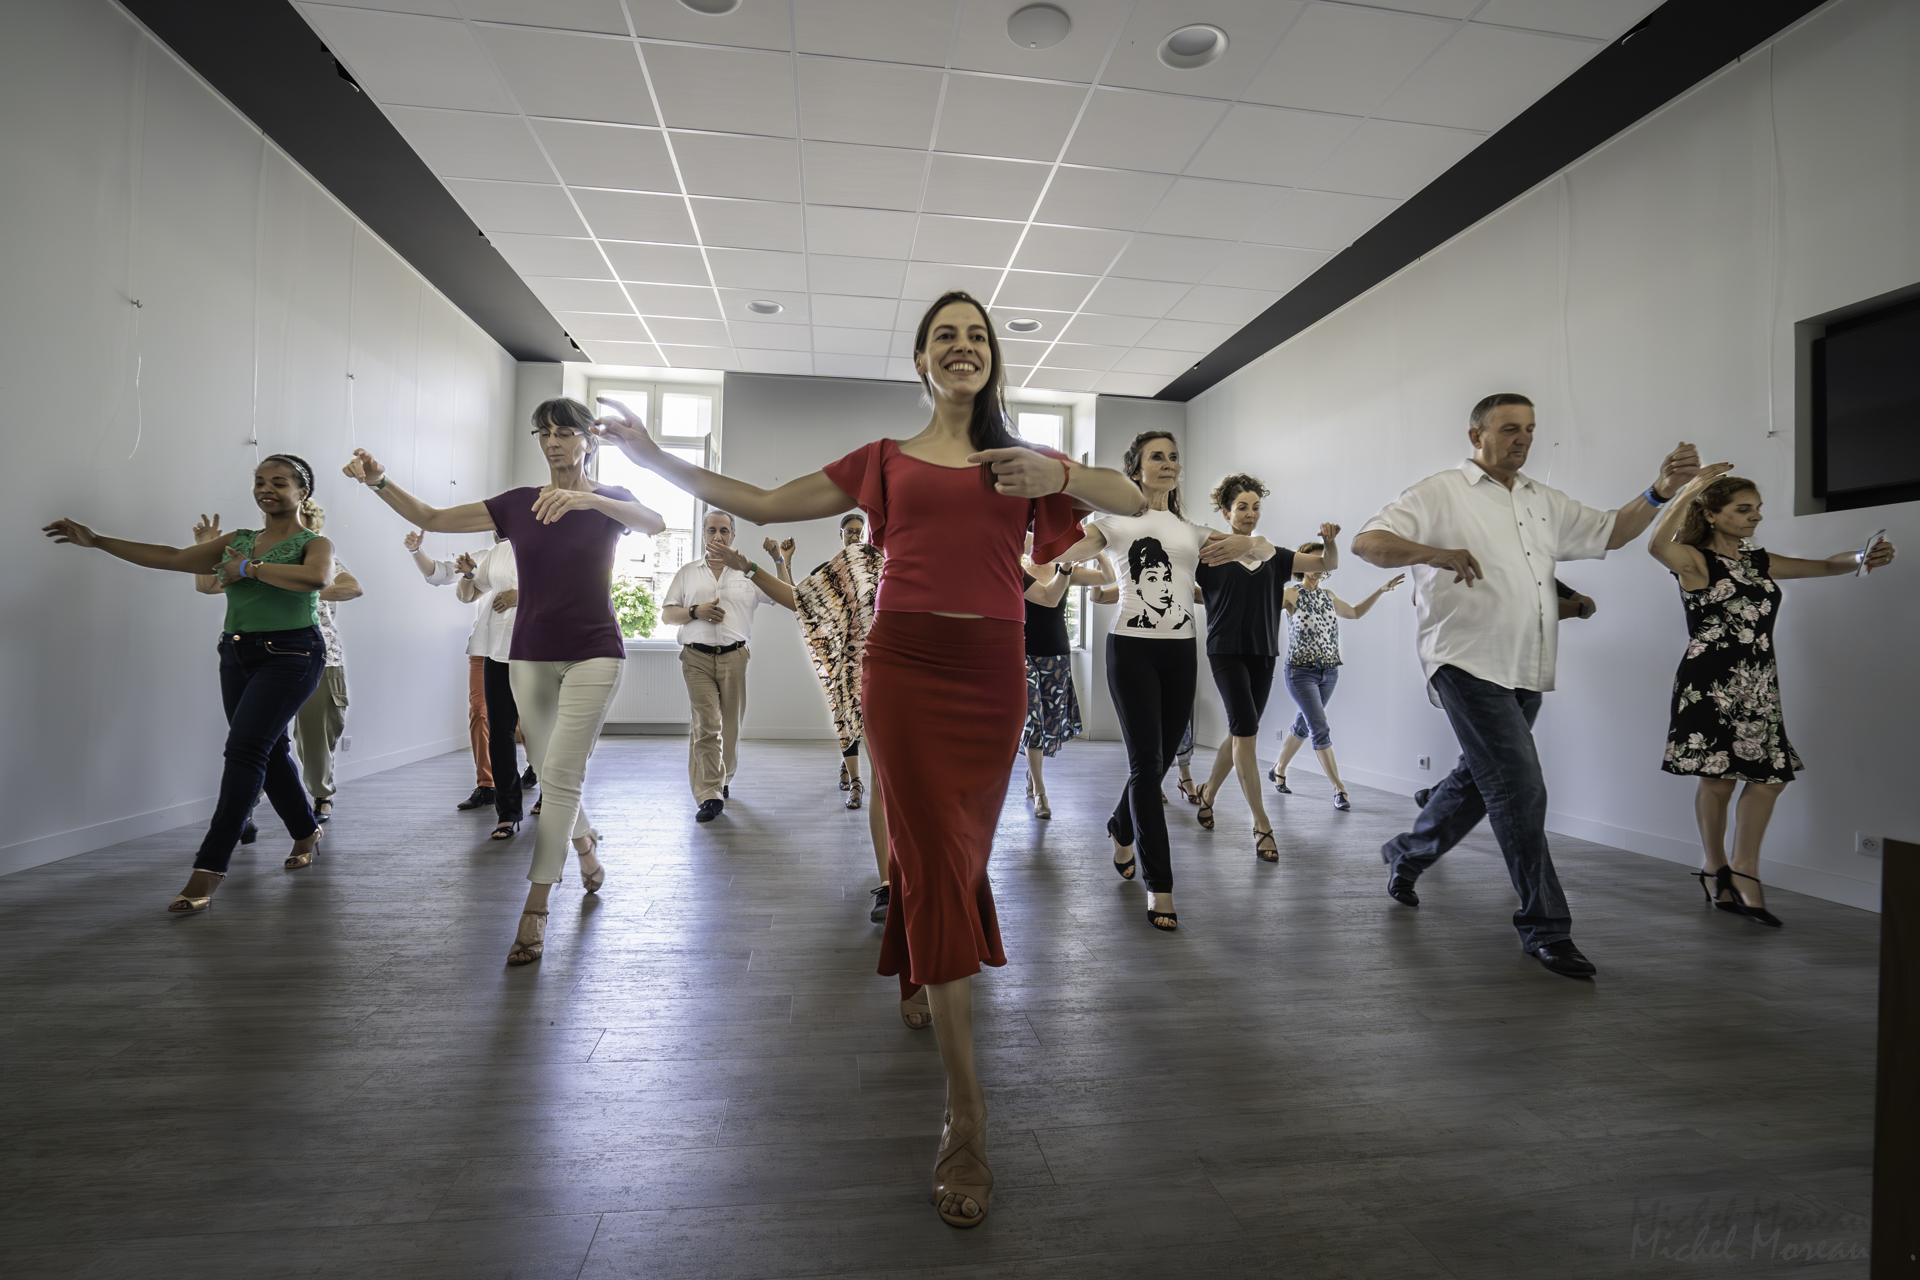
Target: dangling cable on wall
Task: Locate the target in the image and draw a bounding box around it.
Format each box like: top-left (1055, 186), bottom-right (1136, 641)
top-left (1553, 170), bottom-right (1577, 486)
top-left (345, 226), bottom-right (358, 449)
top-left (122, 42), bottom-right (149, 462)
top-left (1764, 43), bottom-right (1784, 438)
top-left (248, 133), bottom-right (268, 465)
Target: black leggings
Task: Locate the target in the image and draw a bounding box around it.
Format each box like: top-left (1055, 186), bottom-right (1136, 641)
top-left (1208, 653), bottom-right (1277, 738)
top-left (482, 657), bottom-right (524, 821)
top-left (1106, 634), bottom-right (1196, 893)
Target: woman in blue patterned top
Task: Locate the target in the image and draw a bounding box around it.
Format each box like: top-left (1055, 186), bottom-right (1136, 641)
top-left (1271, 542), bottom-right (1404, 811)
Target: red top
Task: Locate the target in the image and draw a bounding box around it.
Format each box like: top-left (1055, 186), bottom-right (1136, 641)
top-left (823, 438), bottom-right (1084, 623)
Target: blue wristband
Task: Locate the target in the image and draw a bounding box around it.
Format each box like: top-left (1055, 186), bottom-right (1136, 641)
top-left (237, 559), bottom-right (250, 580)
top-left (1643, 486), bottom-right (1668, 508)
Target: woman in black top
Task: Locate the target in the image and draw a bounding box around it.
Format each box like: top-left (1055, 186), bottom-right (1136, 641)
top-left (1192, 475), bottom-right (1336, 860)
top-left (1019, 540), bottom-right (1109, 818)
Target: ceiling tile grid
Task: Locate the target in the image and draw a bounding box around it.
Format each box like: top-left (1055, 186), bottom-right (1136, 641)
top-left (302, 0), bottom-right (1659, 396)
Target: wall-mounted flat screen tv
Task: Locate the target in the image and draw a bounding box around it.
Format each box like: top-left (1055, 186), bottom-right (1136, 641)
top-left (1811, 296), bottom-right (1920, 511)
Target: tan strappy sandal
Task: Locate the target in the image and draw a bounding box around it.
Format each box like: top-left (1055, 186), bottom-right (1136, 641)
top-left (900, 989), bottom-right (932, 1030)
top-left (284, 828), bottom-right (322, 870)
top-left (576, 828), bottom-right (604, 894)
top-left (506, 909), bottom-right (548, 965)
top-left (932, 1111), bottom-right (993, 1228)
top-left (167, 869), bottom-right (226, 914)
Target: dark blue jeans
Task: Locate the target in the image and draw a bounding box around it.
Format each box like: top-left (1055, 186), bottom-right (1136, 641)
top-left (196, 628), bottom-right (325, 874)
top-left (1284, 663), bottom-right (1340, 748)
top-left (1381, 664), bottom-right (1572, 949)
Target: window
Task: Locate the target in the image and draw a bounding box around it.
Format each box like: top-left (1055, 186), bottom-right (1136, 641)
top-left (1016, 408), bottom-right (1067, 452)
top-left (588, 379), bottom-right (719, 636)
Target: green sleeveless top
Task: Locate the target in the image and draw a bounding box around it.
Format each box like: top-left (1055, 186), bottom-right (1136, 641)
top-left (222, 528), bottom-right (322, 634)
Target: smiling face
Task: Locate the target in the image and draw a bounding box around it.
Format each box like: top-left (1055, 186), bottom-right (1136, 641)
top-left (1707, 489), bottom-right (1764, 541)
top-left (914, 300), bottom-right (992, 405)
top-left (252, 461), bottom-right (308, 520)
top-left (1132, 435), bottom-right (1181, 498)
top-left (1222, 489), bottom-right (1260, 536)
top-left (1469, 403), bottom-right (1536, 477)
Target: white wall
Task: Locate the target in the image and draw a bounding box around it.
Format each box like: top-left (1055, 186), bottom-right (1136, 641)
top-left (0, 0), bottom-right (516, 877)
top-left (1184, 0), bottom-right (1919, 911)
top-left (718, 373), bottom-right (931, 738)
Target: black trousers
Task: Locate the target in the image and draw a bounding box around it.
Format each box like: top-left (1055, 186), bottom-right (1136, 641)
top-left (1208, 652), bottom-right (1277, 738)
top-left (1106, 634), bottom-right (1197, 893)
top-left (482, 657), bottom-right (523, 821)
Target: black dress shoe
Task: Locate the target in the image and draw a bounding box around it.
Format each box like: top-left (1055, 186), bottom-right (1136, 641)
top-left (239, 820), bottom-right (259, 845)
top-left (869, 883), bottom-right (889, 923)
top-left (521, 767), bottom-right (537, 788)
top-left (1413, 787), bottom-right (1431, 808)
top-left (458, 786), bottom-right (495, 811)
top-left (695, 798), bottom-right (724, 823)
top-left (1526, 939), bottom-right (1598, 978)
top-left (1386, 869), bottom-right (1420, 907)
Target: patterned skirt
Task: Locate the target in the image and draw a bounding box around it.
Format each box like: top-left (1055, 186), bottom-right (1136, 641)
top-left (1023, 654), bottom-right (1082, 757)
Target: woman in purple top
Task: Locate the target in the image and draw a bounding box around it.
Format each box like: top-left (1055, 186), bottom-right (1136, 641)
top-left (343, 398), bottom-right (663, 964)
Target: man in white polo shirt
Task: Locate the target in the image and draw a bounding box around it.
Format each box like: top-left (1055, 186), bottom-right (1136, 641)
top-left (1352, 393), bottom-right (1698, 979)
top-left (662, 509), bottom-right (794, 822)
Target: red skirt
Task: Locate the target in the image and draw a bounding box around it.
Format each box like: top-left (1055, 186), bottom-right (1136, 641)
top-left (863, 611), bottom-right (1026, 998)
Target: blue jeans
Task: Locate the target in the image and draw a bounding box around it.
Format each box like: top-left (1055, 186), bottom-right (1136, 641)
top-left (1381, 664), bottom-right (1572, 949)
top-left (196, 628), bottom-right (325, 874)
top-left (1284, 663), bottom-right (1340, 748)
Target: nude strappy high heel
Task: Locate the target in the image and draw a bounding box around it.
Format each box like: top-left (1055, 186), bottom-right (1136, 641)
top-left (900, 989), bottom-right (932, 1029)
top-left (167, 869), bottom-right (225, 914)
top-left (284, 828), bottom-right (322, 870)
top-left (932, 1111), bottom-right (992, 1228)
top-left (506, 909), bottom-right (548, 965)
top-left (576, 829), bottom-right (604, 894)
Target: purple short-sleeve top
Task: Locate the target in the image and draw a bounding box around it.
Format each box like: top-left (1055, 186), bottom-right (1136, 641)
top-left (481, 485), bottom-right (633, 661)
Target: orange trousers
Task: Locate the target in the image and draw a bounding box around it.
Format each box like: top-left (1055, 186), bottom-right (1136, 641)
top-left (468, 655), bottom-right (492, 787)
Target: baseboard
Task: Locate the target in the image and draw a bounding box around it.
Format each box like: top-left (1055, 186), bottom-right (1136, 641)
top-left (0, 735), bottom-right (465, 881)
top-left (741, 726), bottom-right (838, 740)
top-left (603, 722), bottom-right (690, 736)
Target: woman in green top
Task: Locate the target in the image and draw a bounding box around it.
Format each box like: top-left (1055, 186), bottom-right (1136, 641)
top-left (43, 454), bottom-right (336, 912)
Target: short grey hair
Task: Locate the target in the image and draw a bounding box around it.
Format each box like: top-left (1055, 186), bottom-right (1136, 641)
top-left (702, 509), bottom-right (737, 531)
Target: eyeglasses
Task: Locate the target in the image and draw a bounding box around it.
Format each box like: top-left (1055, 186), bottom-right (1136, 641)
top-left (531, 426), bottom-right (587, 440)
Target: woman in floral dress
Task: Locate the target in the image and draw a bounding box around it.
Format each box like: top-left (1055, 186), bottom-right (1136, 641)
top-left (1649, 466), bottom-right (1897, 925)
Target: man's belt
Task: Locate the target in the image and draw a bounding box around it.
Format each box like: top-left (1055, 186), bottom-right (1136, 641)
top-left (687, 640), bottom-right (745, 656)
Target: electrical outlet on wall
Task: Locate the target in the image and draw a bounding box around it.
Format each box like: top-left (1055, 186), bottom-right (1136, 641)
top-left (340, 736), bottom-right (353, 754)
top-left (1416, 756), bottom-right (1431, 771)
top-left (1855, 832), bottom-right (1882, 857)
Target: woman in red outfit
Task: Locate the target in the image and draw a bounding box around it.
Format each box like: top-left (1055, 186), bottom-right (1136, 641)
top-left (595, 292), bottom-right (1143, 1229)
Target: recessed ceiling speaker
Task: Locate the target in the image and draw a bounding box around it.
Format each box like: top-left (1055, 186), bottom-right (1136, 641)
top-left (1158, 24), bottom-right (1227, 69)
top-left (1007, 4), bottom-right (1071, 50)
top-left (678, 0), bottom-right (740, 14)
top-left (1005, 318), bottom-right (1042, 333)
top-left (746, 299), bottom-right (782, 315)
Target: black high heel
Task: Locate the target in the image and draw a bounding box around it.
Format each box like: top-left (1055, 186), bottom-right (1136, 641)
top-left (490, 820), bottom-right (520, 841)
top-left (1106, 815), bottom-right (1136, 881)
top-left (1727, 870), bottom-right (1784, 928)
top-left (1692, 865), bottom-right (1745, 915)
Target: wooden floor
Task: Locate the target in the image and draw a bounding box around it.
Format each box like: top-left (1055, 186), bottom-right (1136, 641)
top-left (0, 737), bottom-right (1877, 1278)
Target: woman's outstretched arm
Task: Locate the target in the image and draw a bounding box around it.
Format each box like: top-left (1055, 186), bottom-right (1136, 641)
top-left (592, 403), bottom-right (853, 524)
top-left (343, 449), bottom-right (496, 533)
top-left (1770, 540), bottom-right (1898, 580)
top-left (43, 519), bottom-right (231, 575)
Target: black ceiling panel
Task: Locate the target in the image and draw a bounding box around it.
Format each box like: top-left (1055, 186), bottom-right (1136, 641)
top-left (1155, 0), bottom-right (1828, 402)
top-left (121, 0), bottom-right (579, 363)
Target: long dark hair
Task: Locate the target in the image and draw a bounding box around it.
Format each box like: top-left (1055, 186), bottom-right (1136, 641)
top-left (912, 291), bottom-right (1018, 454)
top-left (1122, 431), bottom-right (1183, 519)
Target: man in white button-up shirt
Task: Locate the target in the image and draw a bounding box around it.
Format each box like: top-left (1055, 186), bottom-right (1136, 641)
top-left (661, 510), bottom-right (795, 822)
top-left (1353, 394), bottom-right (1698, 979)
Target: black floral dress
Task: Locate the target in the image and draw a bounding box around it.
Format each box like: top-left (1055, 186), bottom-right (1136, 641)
top-left (1662, 545), bottom-right (1802, 784)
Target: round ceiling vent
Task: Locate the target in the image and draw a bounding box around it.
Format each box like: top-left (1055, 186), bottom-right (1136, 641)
top-left (1158, 24), bottom-right (1228, 69)
top-left (1007, 4), bottom-right (1071, 50)
top-left (1005, 318), bottom-right (1042, 333)
top-left (745, 299), bottom-right (783, 315)
top-left (678, 0), bottom-right (740, 14)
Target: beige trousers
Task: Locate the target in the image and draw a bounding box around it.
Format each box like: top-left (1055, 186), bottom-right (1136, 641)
top-left (292, 666), bottom-right (348, 800)
top-left (509, 657), bottom-right (621, 884)
top-left (681, 645), bottom-right (748, 803)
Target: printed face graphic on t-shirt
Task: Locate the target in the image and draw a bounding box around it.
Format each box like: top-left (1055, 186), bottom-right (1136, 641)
top-left (1124, 536), bottom-right (1191, 632)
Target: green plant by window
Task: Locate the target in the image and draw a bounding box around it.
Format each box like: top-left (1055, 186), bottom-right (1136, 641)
top-left (612, 574), bottom-right (659, 640)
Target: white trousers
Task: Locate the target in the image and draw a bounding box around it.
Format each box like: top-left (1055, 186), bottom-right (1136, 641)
top-left (508, 657), bottom-right (620, 884)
